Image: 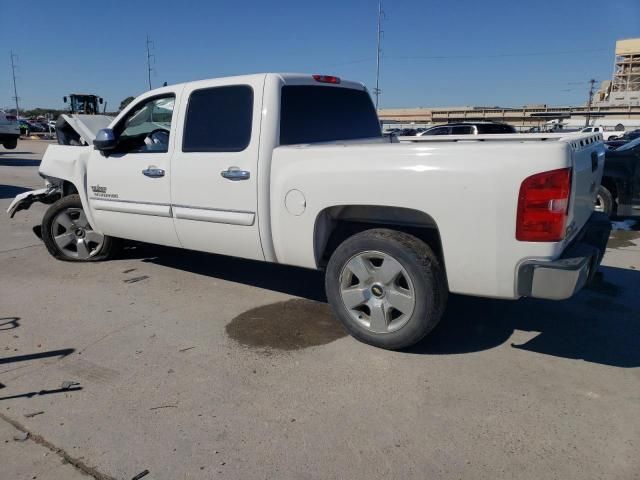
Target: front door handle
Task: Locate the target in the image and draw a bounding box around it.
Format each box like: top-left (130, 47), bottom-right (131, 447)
top-left (221, 166), bottom-right (250, 181)
top-left (142, 167), bottom-right (165, 178)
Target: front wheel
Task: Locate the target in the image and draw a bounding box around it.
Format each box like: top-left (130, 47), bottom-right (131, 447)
top-left (325, 229), bottom-right (448, 350)
top-left (42, 194), bottom-right (116, 261)
top-left (2, 139), bottom-right (17, 149)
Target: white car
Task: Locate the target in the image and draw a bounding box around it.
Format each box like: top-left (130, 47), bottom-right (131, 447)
top-left (0, 110), bottom-right (20, 149)
top-left (8, 73), bottom-right (610, 350)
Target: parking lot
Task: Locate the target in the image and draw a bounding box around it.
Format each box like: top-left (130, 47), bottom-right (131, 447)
top-left (1, 140), bottom-right (639, 479)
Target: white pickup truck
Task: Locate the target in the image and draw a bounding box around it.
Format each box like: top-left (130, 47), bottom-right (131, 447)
top-left (8, 73), bottom-right (611, 349)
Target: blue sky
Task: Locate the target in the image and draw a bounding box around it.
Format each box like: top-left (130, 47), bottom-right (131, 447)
top-left (2, 0), bottom-right (639, 110)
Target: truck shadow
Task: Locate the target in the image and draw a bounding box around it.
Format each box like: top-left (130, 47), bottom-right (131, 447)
top-left (408, 266), bottom-right (640, 368)
top-left (0, 184), bottom-right (31, 199)
top-left (135, 244), bottom-right (327, 302)
top-left (0, 158), bottom-right (41, 167)
top-left (135, 244), bottom-right (638, 367)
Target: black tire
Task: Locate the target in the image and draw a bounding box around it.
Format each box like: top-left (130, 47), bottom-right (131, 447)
top-left (595, 185), bottom-right (615, 217)
top-left (42, 194), bottom-right (117, 262)
top-left (325, 228), bottom-right (448, 350)
top-left (2, 139), bottom-right (17, 149)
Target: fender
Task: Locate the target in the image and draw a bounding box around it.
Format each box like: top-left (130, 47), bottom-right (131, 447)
top-left (7, 145), bottom-right (99, 231)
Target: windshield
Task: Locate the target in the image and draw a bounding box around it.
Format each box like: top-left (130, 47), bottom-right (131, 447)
top-left (615, 136), bottom-right (640, 151)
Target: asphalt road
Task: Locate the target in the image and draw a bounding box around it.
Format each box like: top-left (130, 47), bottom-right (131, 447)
top-left (1, 140), bottom-right (639, 480)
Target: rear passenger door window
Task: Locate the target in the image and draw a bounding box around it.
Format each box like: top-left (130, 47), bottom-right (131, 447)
top-left (182, 85), bottom-right (253, 152)
top-left (451, 126), bottom-right (473, 135)
top-left (429, 127), bottom-right (450, 135)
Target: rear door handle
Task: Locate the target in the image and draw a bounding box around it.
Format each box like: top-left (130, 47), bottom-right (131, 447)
top-left (221, 166), bottom-right (250, 181)
top-left (142, 167), bottom-right (165, 178)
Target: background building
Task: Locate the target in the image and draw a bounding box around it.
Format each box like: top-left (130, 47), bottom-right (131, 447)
top-left (379, 38), bottom-right (640, 131)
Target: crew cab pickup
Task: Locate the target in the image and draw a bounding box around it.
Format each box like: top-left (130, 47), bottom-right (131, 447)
top-left (7, 73), bottom-right (611, 349)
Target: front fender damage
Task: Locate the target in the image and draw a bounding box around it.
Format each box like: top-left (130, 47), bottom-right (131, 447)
top-left (7, 182), bottom-right (62, 218)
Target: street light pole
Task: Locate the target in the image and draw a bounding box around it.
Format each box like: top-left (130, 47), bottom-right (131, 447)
top-left (146, 35), bottom-right (155, 91)
top-left (10, 51), bottom-right (20, 118)
top-left (374, 0), bottom-right (383, 110)
top-left (585, 78), bottom-right (596, 127)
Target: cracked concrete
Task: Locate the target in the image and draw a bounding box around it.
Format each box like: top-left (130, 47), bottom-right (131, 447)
top-left (0, 412), bottom-right (104, 479)
top-left (1, 140), bottom-right (639, 479)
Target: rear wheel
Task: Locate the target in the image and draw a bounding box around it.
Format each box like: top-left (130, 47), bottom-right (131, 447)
top-left (595, 185), bottom-right (615, 217)
top-left (42, 194), bottom-right (116, 261)
top-left (325, 229), bottom-right (447, 350)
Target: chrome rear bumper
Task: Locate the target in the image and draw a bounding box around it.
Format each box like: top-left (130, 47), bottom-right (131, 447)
top-left (517, 213), bottom-right (611, 300)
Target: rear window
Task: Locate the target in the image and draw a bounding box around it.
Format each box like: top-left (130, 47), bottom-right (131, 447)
top-left (280, 86), bottom-right (381, 145)
top-left (476, 123), bottom-right (516, 134)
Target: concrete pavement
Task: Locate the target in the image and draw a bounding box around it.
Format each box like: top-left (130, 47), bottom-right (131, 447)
top-left (1, 140), bottom-right (639, 479)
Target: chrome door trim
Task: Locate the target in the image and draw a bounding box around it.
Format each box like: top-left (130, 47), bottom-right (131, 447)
top-left (172, 205), bottom-right (255, 226)
top-left (90, 197), bottom-right (172, 218)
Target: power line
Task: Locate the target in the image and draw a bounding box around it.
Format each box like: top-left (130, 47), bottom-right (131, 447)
top-left (328, 48), bottom-right (609, 68)
top-left (10, 51), bottom-right (20, 118)
top-left (389, 48), bottom-right (610, 61)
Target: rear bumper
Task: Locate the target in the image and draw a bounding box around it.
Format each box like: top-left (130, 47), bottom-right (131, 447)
top-left (517, 212), bottom-right (611, 300)
top-left (0, 132), bottom-right (20, 141)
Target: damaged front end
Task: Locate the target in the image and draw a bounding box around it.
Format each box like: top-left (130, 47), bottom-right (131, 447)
top-left (7, 178), bottom-right (63, 218)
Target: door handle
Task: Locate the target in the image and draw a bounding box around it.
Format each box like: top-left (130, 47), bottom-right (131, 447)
top-left (221, 166), bottom-right (250, 181)
top-left (142, 167), bottom-right (165, 178)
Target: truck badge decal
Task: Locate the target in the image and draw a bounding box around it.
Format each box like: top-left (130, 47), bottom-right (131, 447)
top-left (90, 185), bottom-right (118, 199)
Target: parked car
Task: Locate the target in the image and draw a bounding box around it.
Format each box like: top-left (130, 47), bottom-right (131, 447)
top-left (417, 122), bottom-right (516, 136)
top-left (7, 72), bottom-right (609, 350)
top-left (604, 139), bottom-right (628, 150)
top-left (0, 111), bottom-right (20, 149)
top-left (26, 121), bottom-right (46, 133)
top-left (18, 119), bottom-right (30, 135)
top-left (615, 129), bottom-right (640, 142)
top-left (596, 136), bottom-right (640, 216)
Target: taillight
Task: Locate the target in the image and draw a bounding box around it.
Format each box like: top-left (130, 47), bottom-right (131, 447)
top-left (516, 168), bottom-right (571, 242)
top-left (312, 74), bottom-right (341, 84)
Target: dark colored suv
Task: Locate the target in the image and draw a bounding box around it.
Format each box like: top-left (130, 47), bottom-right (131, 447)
top-left (418, 122), bottom-right (516, 136)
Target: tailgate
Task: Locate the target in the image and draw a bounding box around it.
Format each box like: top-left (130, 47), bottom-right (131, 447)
top-left (565, 134), bottom-right (605, 237)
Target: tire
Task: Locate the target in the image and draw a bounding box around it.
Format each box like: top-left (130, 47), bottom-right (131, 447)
top-left (595, 185), bottom-right (615, 217)
top-left (42, 194), bottom-right (116, 262)
top-left (2, 139), bottom-right (17, 149)
top-left (325, 228), bottom-right (448, 350)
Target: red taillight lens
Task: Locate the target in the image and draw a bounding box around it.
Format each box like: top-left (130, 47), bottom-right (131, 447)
top-left (312, 74), bottom-right (341, 84)
top-left (516, 168), bottom-right (571, 242)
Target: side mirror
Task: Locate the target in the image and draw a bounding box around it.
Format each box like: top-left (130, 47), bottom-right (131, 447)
top-left (63, 96), bottom-right (67, 103)
top-left (93, 128), bottom-right (117, 151)
top-left (99, 97), bottom-right (104, 104)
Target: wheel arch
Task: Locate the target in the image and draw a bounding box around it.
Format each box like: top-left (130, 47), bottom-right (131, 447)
top-left (313, 205), bottom-right (446, 284)
top-left (600, 176), bottom-right (618, 201)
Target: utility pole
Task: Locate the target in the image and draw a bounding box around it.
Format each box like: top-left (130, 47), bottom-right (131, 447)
top-left (374, 0), bottom-right (384, 110)
top-left (146, 35), bottom-right (155, 90)
top-left (10, 51), bottom-right (20, 118)
top-left (585, 78), bottom-right (596, 127)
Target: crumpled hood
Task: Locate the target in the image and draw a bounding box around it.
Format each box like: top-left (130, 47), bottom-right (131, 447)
top-left (56, 114), bottom-right (114, 144)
